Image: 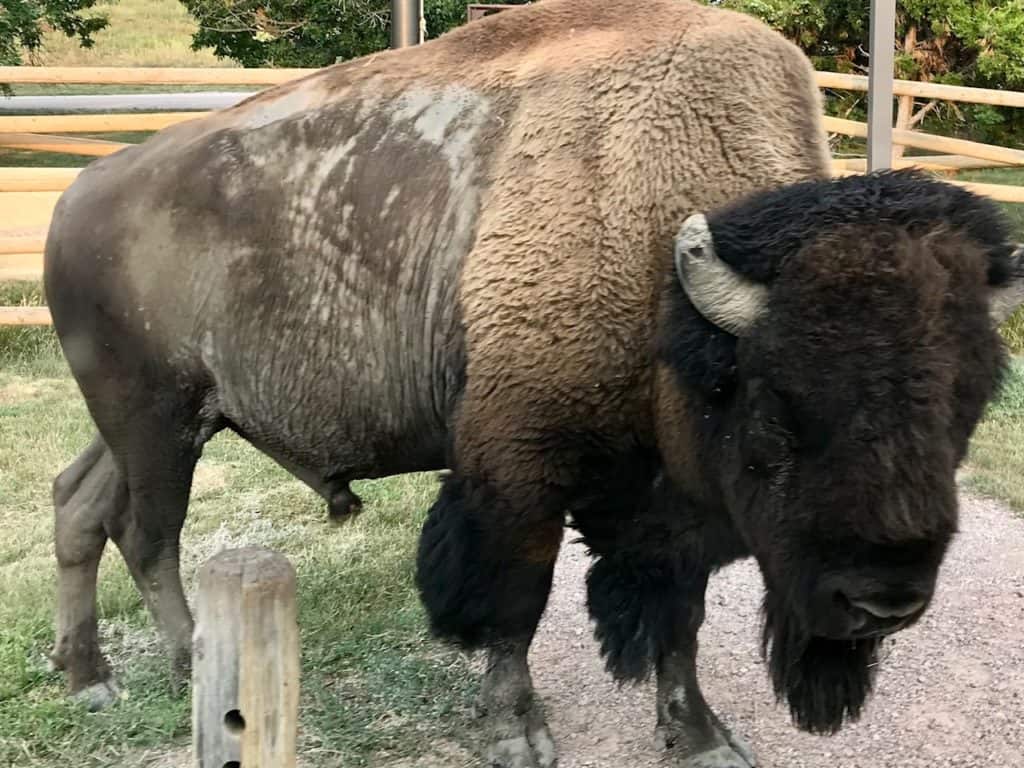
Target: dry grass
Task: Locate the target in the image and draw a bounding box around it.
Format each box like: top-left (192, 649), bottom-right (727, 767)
top-left (0, 349), bottom-right (481, 767)
top-left (963, 356), bottom-right (1024, 511)
top-left (27, 0), bottom-right (234, 69)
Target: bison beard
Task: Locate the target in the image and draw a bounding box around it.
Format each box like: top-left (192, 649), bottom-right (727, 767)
top-left (761, 588), bottom-right (882, 735)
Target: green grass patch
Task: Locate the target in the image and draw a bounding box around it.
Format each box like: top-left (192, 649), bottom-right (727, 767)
top-left (963, 356), bottom-right (1024, 512)
top-left (0, 359), bottom-right (481, 766)
top-left (0, 282), bottom-right (62, 375)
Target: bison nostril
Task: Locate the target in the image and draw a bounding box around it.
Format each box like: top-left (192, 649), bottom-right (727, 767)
top-left (848, 596), bottom-right (927, 619)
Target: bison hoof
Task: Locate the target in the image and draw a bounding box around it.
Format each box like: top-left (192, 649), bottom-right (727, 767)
top-left (72, 679), bottom-right (122, 712)
top-left (667, 744), bottom-right (755, 768)
top-left (476, 699), bottom-right (557, 768)
top-left (327, 487), bottom-right (363, 524)
top-left (654, 726), bottom-right (756, 768)
top-left (486, 725), bottom-right (557, 768)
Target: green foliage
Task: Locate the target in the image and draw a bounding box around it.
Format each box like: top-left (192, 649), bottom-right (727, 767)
top-left (719, 0), bottom-right (1024, 145)
top-left (0, 0), bottom-right (108, 66)
top-left (179, 0), bottom-right (523, 68)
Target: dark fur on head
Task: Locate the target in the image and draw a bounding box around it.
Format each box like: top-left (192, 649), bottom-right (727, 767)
top-left (655, 169), bottom-right (1017, 733)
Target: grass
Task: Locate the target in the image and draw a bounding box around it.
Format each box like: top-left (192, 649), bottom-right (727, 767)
top-left (963, 356), bottom-right (1024, 509)
top-left (25, 0), bottom-right (232, 69)
top-left (0, 338), bottom-right (483, 767)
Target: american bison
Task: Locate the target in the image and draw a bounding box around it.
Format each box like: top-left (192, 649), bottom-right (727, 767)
top-left (42, 0), bottom-right (1024, 765)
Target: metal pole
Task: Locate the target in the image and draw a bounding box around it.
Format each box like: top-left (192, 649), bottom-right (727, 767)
top-left (867, 0), bottom-right (896, 170)
top-left (391, 0), bottom-right (421, 49)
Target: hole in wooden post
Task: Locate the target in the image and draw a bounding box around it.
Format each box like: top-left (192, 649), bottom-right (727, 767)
top-left (224, 709), bottom-right (246, 734)
top-left (222, 762), bottom-right (240, 768)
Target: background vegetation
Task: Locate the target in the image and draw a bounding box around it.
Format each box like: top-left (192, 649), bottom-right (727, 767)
top-left (720, 0), bottom-right (1024, 149)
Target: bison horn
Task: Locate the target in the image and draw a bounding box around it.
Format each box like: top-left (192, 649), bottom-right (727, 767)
top-left (674, 213), bottom-right (769, 336)
top-left (990, 243), bottom-right (1024, 328)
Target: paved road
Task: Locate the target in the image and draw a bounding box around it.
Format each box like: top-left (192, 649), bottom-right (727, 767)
top-left (527, 493), bottom-right (1024, 768)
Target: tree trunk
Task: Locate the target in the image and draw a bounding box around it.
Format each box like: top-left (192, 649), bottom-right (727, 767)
top-left (893, 25), bottom-right (918, 161)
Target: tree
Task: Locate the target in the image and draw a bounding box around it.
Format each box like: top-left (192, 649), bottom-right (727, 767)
top-left (717, 0), bottom-right (1024, 148)
top-left (179, 0), bottom-right (524, 68)
top-left (0, 0), bottom-right (108, 67)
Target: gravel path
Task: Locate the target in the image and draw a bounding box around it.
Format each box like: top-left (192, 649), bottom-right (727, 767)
top-left (527, 493), bottom-right (1024, 767)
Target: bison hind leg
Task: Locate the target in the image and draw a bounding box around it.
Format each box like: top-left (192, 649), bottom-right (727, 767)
top-left (51, 434), bottom-right (128, 710)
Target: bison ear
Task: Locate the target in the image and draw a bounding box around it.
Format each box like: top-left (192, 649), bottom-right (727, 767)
top-left (990, 244), bottom-right (1024, 328)
top-left (673, 213), bottom-right (769, 336)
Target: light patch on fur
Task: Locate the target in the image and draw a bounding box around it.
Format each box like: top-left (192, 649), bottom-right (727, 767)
top-left (294, 84), bottom-right (490, 345)
top-left (231, 79), bottom-right (329, 130)
top-left (391, 85), bottom-right (489, 163)
top-left (381, 185), bottom-right (402, 218)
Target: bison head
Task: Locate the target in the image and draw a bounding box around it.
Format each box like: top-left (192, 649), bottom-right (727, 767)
top-left (659, 169), bottom-right (1024, 735)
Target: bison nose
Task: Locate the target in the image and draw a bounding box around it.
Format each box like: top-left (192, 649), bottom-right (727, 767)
top-left (848, 595), bottom-right (927, 620)
top-left (811, 576), bottom-right (933, 639)
top-left (835, 587), bottom-right (931, 638)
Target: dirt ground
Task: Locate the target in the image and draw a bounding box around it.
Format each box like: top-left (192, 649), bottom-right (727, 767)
top-left (526, 492), bottom-right (1024, 768)
top-left (123, 492), bottom-right (1024, 768)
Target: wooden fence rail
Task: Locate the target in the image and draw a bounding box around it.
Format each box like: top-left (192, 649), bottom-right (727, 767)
top-left (0, 132), bottom-right (129, 156)
top-left (0, 168), bottom-right (81, 192)
top-left (821, 115), bottom-right (1024, 168)
top-left (0, 112), bottom-right (198, 134)
top-left (832, 154), bottom-right (1011, 172)
top-left (0, 65), bottom-right (315, 86)
top-left (3, 66), bottom-right (1023, 109)
top-left (5, 65), bottom-right (1024, 326)
top-left (0, 307), bottom-right (51, 325)
top-left (816, 71), bottom-right (1024, 110)
top-left (0, 92), bottom-right (249, 114)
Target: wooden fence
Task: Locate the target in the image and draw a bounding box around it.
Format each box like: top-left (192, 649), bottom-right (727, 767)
top-left (3, 65), bottom-right (1024, 327)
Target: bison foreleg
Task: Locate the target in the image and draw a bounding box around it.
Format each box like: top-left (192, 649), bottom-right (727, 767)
top-left (415, 472), bottom-right (562, 768)
top-left (654, 612), bottom-right (757, 768)
top-left (472, 640), bottom-right (557, 768)
top-left (586, 553), bottom-right (755, 767)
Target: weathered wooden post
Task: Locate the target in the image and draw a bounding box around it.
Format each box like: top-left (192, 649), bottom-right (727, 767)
top-left (192, 546), bottom-right (300, 768)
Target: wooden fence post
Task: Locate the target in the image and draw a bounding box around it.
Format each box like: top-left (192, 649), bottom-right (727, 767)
top-left (192, 546), bottom-right (299, 768)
